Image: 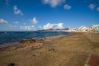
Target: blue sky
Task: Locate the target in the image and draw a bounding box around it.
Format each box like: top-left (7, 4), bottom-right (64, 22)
top-left (0, 0), bottom-right (99, 31)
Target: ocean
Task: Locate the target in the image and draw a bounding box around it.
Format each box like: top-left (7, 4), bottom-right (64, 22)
top-left (0, 31), bottom-right (70, 44)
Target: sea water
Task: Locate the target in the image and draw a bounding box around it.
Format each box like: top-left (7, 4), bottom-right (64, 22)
top-left (0, 31), bottom-right (70, 44)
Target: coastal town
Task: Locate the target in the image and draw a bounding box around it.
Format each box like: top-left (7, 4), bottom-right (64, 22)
top-left (68, 24), bottom-right (99, 32)
top-left (42, 24), bottom-right (99, 33)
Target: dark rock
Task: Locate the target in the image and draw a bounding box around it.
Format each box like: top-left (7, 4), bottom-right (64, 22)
top-left (20, 39), bottom-right (36, 44)
top-left (8, 63), bottom-right (15, 66)
top-left (48, 48), bottom-right (55, 52)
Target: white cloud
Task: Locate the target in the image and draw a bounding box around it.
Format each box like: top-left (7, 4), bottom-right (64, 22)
top-left (43, 0), bottom-right (49, 4)
top-left (88, 4), bottom-right (99, 12)
top-left (32, 17), bottom-right (38, 25)
top-left (64, 4), bottom-right (72, 10)
top-left (13, 5), bottom-right (23, 16)
top-left (43, 23), bottom-right (65, 30)
top-left (0, 18), bottom-right (8, 24)
top-left (43, 0), bottom-right (65, 7)
top-left (96, 7), bottom-right (99, 11)
top-left (20, 26), bottom-right (34, 31)
top-left (88, 4), bottom-right (96, 10)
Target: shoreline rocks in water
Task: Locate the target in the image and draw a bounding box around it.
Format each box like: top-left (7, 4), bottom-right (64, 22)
top-left (20, 39), bottom-right (36, 44)
top-left (19, 38), bottom-right (44, 49)
top-left (20, 38), bottom-right (45, 44)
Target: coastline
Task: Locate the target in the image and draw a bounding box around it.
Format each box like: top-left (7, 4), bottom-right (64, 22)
top-left (0, 32), bottom-right (99, 66)
top-left (0, 32), bottom-right (71, 48)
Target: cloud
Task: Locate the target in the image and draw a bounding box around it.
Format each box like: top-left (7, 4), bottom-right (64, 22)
top-left (13, 5), bottom-right (23, 16)
top-left (20, 25), bottom-right (34, 31)
top-left (43, 23), bottom-right (65, 30)
top-left (88, 4), bottom-right (96, 10)
top-left (42, 0), bottom-right (65, 7)
top-left (96, 7), bottom-right (99, 11)
top-left (88, 3), bottom-right (99, 12)
top-left (0, 18), bottom-right (8, 24)
top-left (64, 4), bottom-right (72, 10)
top-left (32, 17), bottom-right (38, 25)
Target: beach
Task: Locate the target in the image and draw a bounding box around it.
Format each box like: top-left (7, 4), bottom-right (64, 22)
top-left (0, 32), bottom-right (99, 66)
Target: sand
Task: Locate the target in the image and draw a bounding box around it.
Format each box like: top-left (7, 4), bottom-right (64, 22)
top-left (0, 32), bottom-right (99, 66)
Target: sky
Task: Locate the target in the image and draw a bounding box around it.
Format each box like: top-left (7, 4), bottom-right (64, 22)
top-left (0, 0), bottom-right (99, 31)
